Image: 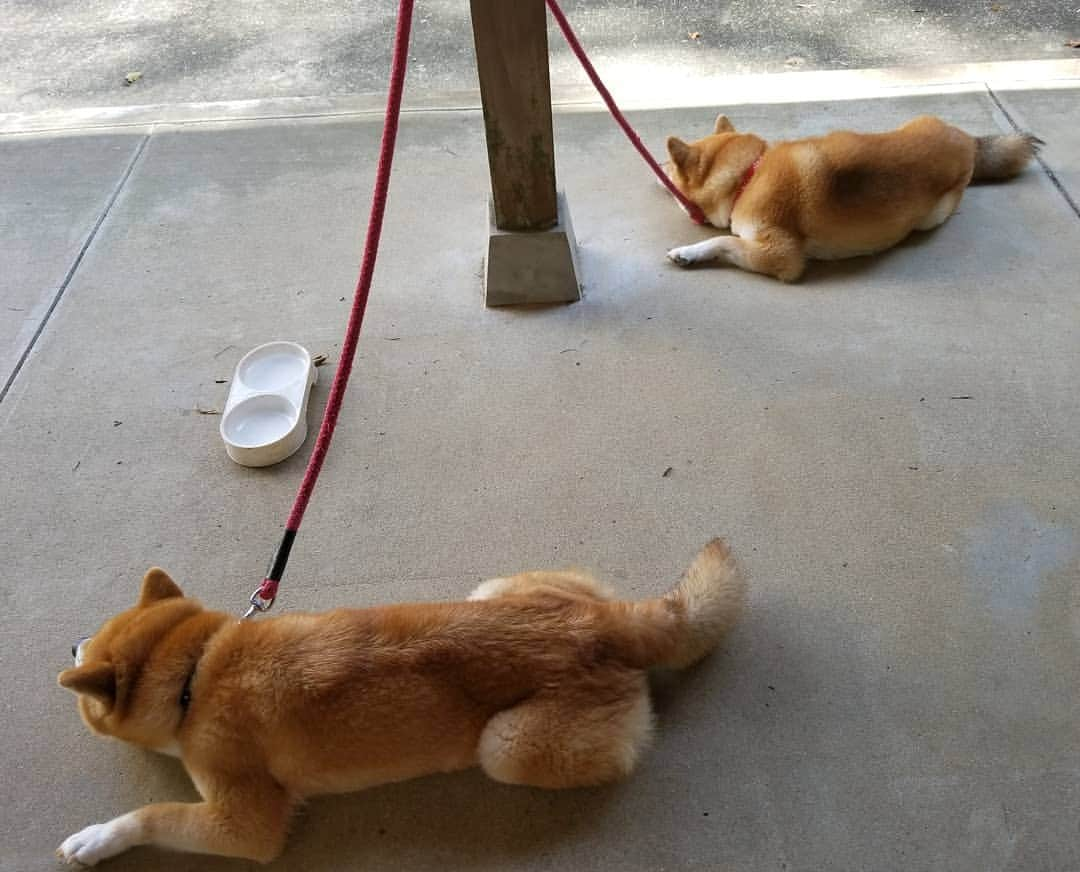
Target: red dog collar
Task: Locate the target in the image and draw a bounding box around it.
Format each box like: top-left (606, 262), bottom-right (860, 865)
top-left (731, 156), bottom-right (762, 207)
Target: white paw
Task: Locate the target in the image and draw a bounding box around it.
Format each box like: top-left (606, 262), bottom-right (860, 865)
top-left (667, 246), bottom-right (695, 267)
top-left (56, 821), bottom-right (131, 866)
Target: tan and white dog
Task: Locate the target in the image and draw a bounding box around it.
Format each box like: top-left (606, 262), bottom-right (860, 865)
top-left (664, 114), bottom-right (1041, 281)
top-left (57, 539), bottom-right (744, 865)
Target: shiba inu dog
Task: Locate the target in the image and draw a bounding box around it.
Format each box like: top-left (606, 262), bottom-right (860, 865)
top-left (57, 539), bottom-right (744, 865)
top-left (664, 114), bottom-right (1041, 281)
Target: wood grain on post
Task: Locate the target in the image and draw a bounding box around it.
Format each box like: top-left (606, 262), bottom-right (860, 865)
top-left (469, 0), bottom-right (559, 231)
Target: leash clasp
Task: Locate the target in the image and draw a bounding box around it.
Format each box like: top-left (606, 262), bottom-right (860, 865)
top-left (242, 578), bottom-right (279, 620)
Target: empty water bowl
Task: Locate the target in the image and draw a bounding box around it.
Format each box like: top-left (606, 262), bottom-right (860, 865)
top-left (220, 341), bottom-right (318, 467)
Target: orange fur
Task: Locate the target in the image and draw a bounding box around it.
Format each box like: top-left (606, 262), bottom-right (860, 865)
top-left (57, 539), bottom-right (744, 865)
top-left (664, 114), bottom-right (1041, 282)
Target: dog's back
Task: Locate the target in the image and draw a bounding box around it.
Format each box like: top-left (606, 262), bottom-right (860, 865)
top-left (759, 116), bottom-right (976, 259)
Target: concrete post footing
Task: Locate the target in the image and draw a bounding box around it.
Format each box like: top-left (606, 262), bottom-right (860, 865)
top-left (483, 192), bottom-right (581, 307)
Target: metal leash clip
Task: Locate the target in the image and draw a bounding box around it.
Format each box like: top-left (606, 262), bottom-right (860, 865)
top-left (242, 579), bottom-right (278, 620)
top-left (243, 532), bottom-right (295, 619)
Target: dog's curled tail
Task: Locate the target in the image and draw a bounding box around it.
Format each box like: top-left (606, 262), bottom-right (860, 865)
top-left (618, 538), bottom-right (746, 670)
top-left (972, 133), bottom-right (1042, 181)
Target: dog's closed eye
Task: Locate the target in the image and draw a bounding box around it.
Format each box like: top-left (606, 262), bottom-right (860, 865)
top-left (72, 637), bottom-right (90, 665)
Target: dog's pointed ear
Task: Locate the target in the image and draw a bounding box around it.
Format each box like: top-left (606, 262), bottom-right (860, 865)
top-left (666, 136), bottom-right (694, 168)
top-left (713, 114), bottom-right (734, 134)
top-left (138, 567), bottom-right (183, 606)
top-left (58, 662), bottom-right (117, 707)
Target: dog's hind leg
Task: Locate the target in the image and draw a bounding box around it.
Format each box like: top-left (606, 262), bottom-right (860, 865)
top-left (668, 230), bottom-right (805, 282)
top-left (478, 672), bottom-right (653, 788)
top-left (915, 185), bottom-right (965, 231)
top-left (469, 570), bottom-right (614, 602)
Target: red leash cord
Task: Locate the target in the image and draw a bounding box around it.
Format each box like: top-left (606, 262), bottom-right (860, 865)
top-left (244, 0), bottom-right (414, 618)
top-left (544, 0), bottom-right (708, 226)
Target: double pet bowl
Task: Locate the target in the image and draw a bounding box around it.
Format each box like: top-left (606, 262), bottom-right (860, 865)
top-left (220, 341), bottom-right (318, 467)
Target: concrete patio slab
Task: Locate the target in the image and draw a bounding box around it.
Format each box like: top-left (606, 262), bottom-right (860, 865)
top-left (0, 131), bottom-right (147, 396)
top-left (1, 82), bottom-right (1078, 872)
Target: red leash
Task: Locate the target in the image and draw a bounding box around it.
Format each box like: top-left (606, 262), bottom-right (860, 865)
top-left (544, 0), bottom-right (709, 226)
top-left (244, 0), bottom-right (414, 618)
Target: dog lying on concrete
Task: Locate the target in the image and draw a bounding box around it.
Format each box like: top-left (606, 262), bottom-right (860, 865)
top-left (57, 539), bottom-right (744, 865)
top-left (664, 114), bottom-right (1041, 281)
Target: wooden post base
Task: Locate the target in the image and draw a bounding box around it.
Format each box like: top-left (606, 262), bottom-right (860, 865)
top-left (484, 191), bottom-right (581, 307)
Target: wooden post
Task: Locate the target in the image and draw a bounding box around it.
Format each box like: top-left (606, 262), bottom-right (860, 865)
top-left (469, 0), bottom-right (580, 305)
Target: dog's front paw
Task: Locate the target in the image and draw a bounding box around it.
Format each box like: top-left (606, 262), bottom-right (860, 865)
top-left (667, 246), bottom-right (695, 268)
top-left (57, 821), bottom-right (132, 866)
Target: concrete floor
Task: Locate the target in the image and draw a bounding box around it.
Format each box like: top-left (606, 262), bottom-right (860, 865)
top-left (2, 75), bottom-right (1079, 870)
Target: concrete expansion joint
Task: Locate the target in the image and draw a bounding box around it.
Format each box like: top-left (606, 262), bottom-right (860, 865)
top-left (0, 134), bottom-right (150, 404)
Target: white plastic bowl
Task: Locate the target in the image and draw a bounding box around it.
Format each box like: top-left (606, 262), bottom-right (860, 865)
top-left (220, 341), bottom-right (317, 467)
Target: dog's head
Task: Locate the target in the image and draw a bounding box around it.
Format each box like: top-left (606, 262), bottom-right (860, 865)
top-left (664, 114), bottom-right (766, 228)
top-left (58, 568), bottom-right (215, 752)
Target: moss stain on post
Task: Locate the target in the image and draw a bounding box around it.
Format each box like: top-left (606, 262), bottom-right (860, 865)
top-left (529, 132), bottom-right (555, 188)
top-left (471, 0), bottom-right (559, 231)
top-left (484, 114), bottom-right (506, 158)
